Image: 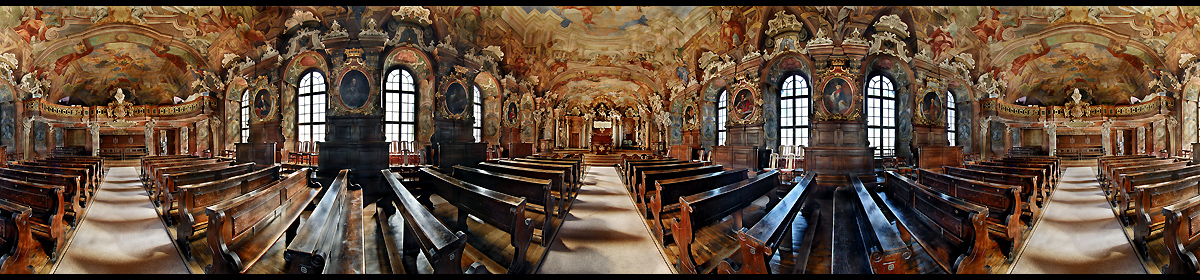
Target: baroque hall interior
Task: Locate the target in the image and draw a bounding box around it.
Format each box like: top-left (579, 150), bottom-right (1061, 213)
top-left (0, 5), bottom-right (1199, 274)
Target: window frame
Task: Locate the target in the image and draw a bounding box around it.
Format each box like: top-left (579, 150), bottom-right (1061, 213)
top-left (866, 75), bottom-right (896, 157)
top-left (297, 70), bottom-right (327, 145)
top-left (240, 89), bottom-right (250, 143)
top-left (779, 73), bottom-right (811, 149)
top-left (473, 85), bottom-right (483, 142)
top-left (383, 67), bottom-right (418, 143)
top-left (947, 91), bottom-right (957, 146)
top-left (716, 89), bottom-right (727, 146)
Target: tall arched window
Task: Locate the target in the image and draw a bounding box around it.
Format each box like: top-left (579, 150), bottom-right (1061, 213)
top-left (384, 68), bottom-right (417, 142)
top-left (298, 71), bottom-right (327, 144)
top-left (240, 89), bottom-right (250, 143)
top-left (716, 89), bottom-right (728, 145)
top-left (473, 85), bottom-right (483, 142)
top-left (780, 74), bottom-right (810, 148)
top-left (947, 91), bottom-right (957, 146)
top-left (866, 75), bottom-right (896, 156)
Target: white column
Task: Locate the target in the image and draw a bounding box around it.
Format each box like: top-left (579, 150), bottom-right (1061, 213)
top-left (145, 119), bottom-right (156, 156)
top-left (181, 126), bottom-right (189, 155)
top-left (1046, 122), bottom-right (1057, 157)
top-left (22, 118), bottom-right (32, 160)
top-left (1137, 126), bottom-right (1146, 155)
top-left (1118, 129), bottom-right (1126, 155)
top-left (1101, 119), bottom-right (1112, 156)
top-left (90, 122), bottom-right (99, 156)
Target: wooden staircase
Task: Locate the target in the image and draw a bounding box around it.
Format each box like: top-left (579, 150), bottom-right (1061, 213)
top-left (582, 154), bottom-right (623, 167)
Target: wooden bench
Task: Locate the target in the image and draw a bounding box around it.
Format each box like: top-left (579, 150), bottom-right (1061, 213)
top-left (636, 165), bottom-right (725, 215)
top-left (140, 155), bottom-right (196, 176)
top-left (1162, 194), bottom-right (1200, 274)
top-left (474, 162), bottom-right (569, 217)
top-left (0, 176), bottom-right (65, 261)
top-left (284, 169), bottom-right (364, 274)
top-left (32, 159), bottom-right (101, 185)
top-left (876, 171), bottom-right (991, 274)
top-left (1106, 161), bottom-right (1189, 201)
top-left (413, 167), bottom-right (534, 274)
top-left (0, 199), bottom-right (37, 274)
top-left (514, 157), bottom-right (582, 186)
top-left (0, 168), bottom-right (84, 223)
top-left (160, 163), bottom-right (257, 224)
top-left (669, 170), bottom-right (780, 274)
top-left (24, 161), bottom-right (99, 191)
top-left (918, 169), bottom-right (1024, 256)
top-left (1101, 158), bottom-right (1175, 184)
top-left (378, 170), bottom-right (481, 274)
top-left (148, 159), bottom-right (221, 187)
top-left (453, 165), bottom-right (558, 245)
top-left (492, 160), bottom-right (578, 198)
top-left (1112, 163), bottom-right (1198, 219)
top-left (963, 164), bottom-right (1048, 207)
top-left (717, 172), bottom-right (818, 274)
top-left (6, 164), bottom-right (93, 200)
top-left (205, 168), bottom-right (319, 274)
top-left (623, 159), bottom-right (682, 185)
top-left (177, 165), bottom-right (283, 255)
top-left (1131, 173), bottom-right (1200, 254)
top-left (832, 175), bottom-right (916, 273)
top-left (649, 169), bottom-right (750, 245)
top-left (141, 157), bottom-right (204, 181)
top-left (630, 162), bottom-right (705, 199)
top-left (151, 161), bottom-right (234, 206)
top-left (996, 157), bottom-right (1060, 181)
top-left (944, 166), bottom-right (1040, 220)
top-left (976, 161), bottom-right (1057, 185)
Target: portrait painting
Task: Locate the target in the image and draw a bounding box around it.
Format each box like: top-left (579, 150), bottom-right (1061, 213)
top-left (506, 101), bottom-right (518, 121)
top-left (253, 88), bottom-right (271, 119)
top-left (822, 77), bottom-right (854, 115)
top-left (683, 105), bottom-right (697, 129)
top-left (920, 91), bottom-right (942, 122)
top-left (445, 82), bottom-right (468, 115)
top-left (733, 88), bottom-right (754, 120)
top-left (339, 70), bottom-right (370, 108)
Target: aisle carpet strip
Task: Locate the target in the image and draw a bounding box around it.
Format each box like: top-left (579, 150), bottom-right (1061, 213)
top-left (1008, 166), bottom-right (1145, 274)
top-left (538, 166), bottom-right (673, 273)
top-left (52, 166), bottom-right (190, 274)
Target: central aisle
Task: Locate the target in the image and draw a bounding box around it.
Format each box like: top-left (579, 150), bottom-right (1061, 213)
top-left (1008, 166), bottom-right (1145, 274)
top-left (53, 166), bottom-right (190, 274)
top-left (538, 166), bottom-right (673, 274)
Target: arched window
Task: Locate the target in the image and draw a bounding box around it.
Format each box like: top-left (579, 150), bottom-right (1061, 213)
top-left (947, 91), bottom-right (957, 146)
top-left (866, 75), bottom-right (895, 157)
top-left (473, 85), bottom-right (483, 142)
top-left (780, 74), bottom-right (810, 148)
top-left (240, 89), bottom-right (250, 143)
top-left (298, 71), bottom-right (327, 144)
top-left (384, 68), bottom-right (417, 143)
top-left (716, 89), bottom-right (728, 145)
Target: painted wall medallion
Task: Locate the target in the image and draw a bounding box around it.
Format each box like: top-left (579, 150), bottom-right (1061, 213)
top-left (682, 103), bottom-right (699, 130)
top-left (339, 69), bottom-right (370, 108)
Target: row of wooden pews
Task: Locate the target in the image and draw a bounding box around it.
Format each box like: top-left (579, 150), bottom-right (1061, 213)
top-left (1095, 155), bottom-right (1200, 273)
top-left (371, 154), bottom-right (585, 273)
top-left (0, 155), bottom-right (103, 273)
top-left (619, 156), bottom-right (823, 274)
top-left (139, 155), bottom-right (322, 274)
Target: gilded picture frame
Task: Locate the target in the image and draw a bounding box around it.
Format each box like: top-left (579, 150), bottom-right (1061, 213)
top-left (814, 72), bottom-right (862, 121)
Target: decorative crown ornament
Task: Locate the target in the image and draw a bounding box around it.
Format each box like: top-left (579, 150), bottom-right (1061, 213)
top-left (766, 11), bottom-right (805, 37)
top-left (874, 14), bottom-right (909, 37)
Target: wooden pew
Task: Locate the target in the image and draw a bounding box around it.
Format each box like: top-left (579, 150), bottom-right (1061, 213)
top-left (1162, 194), bottom-right (1200, 274)
top-left (996, 157), bottom-right (1060, 182)
top-left (378, 170), bottom-right (478, 274)
top-left (918, 169), bottom-right (1024, 256)
top-left (0, 168), bottom-right (84, 223)
top-left (1101, 158), bottom-right (1175, 184)
top-left (205, 168), bottom-right (319, 274)
top-left (636, 165), bottom-right (725, 215)
top-left (876, 171), bottom-right (991, 274)
top-left (0, 199), bottom-right (37, 274)
top-left (148, 159), bottom-right (221, 187)
top-left (649, 169), bottom-right (750, 245)
top-left (963, 164), bottom-right (1048, 207)
top-left (474, 162), bottom-right (569, 217)
top-left (32, 159), bottom-right (101, 186)
top-left (24, 161), bottom-right (98, 191)
top-left (285, 169), bottom-right (364, 274)
top-left (140, 155), bottom-right (195, 177)
top-left (151, 161), bottom-right (234, 206)
top-left (413, 167), bottom-right (534, 274)
top-left (160, 163), bottom-right (257, 224)
top-left (717, 172), bottom-right (818, 274)
top-left (141, 157), bottom-right (205, 181)
top-left (0, 176), bottom-right (65, 261)
top-left (493, 160), bottom-right (578, 198)
top-left (5, 164), bottom-right (93, 201)
top-left (628, 161), bottom-right (690, 188)
top-left (515, 157), bottom-right (582, 186)
top-left (453, 165), bottom-right (558, 245)
top-left (1131, 174), bottom-right (1200, 254)
top-left (669, 170), bottom-right (780, 274)
top-left (176, 165), bottom-right (282, 255)
top-left (944, 166), bottom-right (1040, 220)
top-left (630, 162), bottom-right (705, 199)
top-left (623, 159), bottom-right (681, 185)
top-left (1111, 163), bottom-right (1197, 218)
top-left (976, 161), bottom-right (1056, 185)
top-left (832, 175), bottom-right (916, 274)
top-left (1106, 161), bottom-right (1189, 201)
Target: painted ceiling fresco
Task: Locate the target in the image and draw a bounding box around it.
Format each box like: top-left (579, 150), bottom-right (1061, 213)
top-left (3, 6), bottom-right (1200, 109)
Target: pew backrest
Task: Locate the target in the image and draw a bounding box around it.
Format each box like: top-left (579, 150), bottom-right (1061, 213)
top-left (285, 169), bottom-right (364, 274)
top-left (206, 168), bottom-right (318, 274)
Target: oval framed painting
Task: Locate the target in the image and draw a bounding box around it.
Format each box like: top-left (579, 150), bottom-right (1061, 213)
top-left (443, 82), bottom-right (469, 117)
top-left (253, 88), bottom-right (273, 120)
top-left (919, 91), bottom-right (942, 123)
top-left (821, 77), bottom-right (855, 115)
top-left (339, 69), bottom-right (370, 109)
